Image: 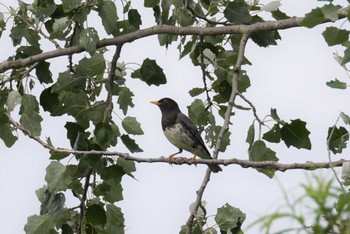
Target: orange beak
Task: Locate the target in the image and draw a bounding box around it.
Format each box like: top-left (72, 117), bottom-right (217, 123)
top-left (151, 101), bottom-right (160, 105)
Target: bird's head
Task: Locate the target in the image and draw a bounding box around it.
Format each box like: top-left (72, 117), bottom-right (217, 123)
top-left (151, 98), bottom-right (181, 114)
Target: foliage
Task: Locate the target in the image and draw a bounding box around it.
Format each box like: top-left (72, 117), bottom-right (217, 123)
top-left (248, 172), bottom-right (350, 234)
top-left (0, 0), bottom-right (350, 233)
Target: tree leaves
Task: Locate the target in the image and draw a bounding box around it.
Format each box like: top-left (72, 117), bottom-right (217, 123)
top-left (322, 27), bottom-right (349, 46)
top-left (79, 27), bottom-right (99, 55)
top-left (131, 58), bottom-right (167, 86)
top-left (19, 94), bottom-right (43, 136)
top-left (328, 126), bottom-right (349, 154)
top-left (326, 79), bottom-right (347, 89)
top-left (249, 140), bottom-right (278, 178)
top-left (281, 119), bottom-right (312, 150)
top-left (45, 161), bottom-right (71, 194)
top-left (215, 203), bottom-right (246, 233)
top-left (122, 116), bottom-right (144, 135)
top-left (86, 204), bottom-right (107, 228)
top-left (98, 0), bottom-right (119, 36)
top-left (224, 1), bottom-right (252, 24)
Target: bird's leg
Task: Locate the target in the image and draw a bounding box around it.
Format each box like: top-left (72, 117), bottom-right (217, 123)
top-left (168, 149), bottom-right (182, 164)
top-left (191, 149), bottom-right (197, 166)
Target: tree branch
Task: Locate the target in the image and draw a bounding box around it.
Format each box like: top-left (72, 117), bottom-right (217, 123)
top-left (186, 33), bottom-right (250, 233)
top-left (0, 17), bottom-right (305, 73)
top-left (5, 113), bottom-right (347, 172)
top-left (106, 44), bottom-right (123, 110)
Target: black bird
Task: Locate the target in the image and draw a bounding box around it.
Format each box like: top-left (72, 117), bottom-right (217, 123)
top-left (151, 98), bottom-right (222, 173)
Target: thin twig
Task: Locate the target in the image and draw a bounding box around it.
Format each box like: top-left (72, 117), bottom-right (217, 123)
top-left (78, 168), bottom-right (93, 233)
top-left (326, 117), bottom-right (345, 191)
top-left (187, 5), bottom-right (228, 26)
top-left (199, 36), bottom-right (212, 107)
top-left (237, 93), bottom-right (264, 126)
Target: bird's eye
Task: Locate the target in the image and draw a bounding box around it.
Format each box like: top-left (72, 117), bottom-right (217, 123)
top-left (163, 99), bottom-right (168, 104)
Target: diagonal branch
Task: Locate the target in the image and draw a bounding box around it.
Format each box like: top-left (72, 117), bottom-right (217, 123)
top-left (186, 33), bottom-right (251, 234)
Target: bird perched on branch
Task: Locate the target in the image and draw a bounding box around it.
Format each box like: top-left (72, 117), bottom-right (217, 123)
top-left (151, 97), bottom-right (222, 173)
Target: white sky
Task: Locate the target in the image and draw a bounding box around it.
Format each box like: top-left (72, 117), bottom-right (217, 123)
top-left (1, 0), bottom-right (350, 233)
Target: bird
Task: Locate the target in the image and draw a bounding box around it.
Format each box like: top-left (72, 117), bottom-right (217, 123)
top-left (151, 97), bottom-right (222, 173)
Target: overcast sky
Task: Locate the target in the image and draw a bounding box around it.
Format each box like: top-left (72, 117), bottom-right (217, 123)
top-left (1, 0), bottom-right (350, 233)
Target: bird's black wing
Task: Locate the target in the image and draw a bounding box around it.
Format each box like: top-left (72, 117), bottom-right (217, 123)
top-left (176, 113), bottom-right (211, 156)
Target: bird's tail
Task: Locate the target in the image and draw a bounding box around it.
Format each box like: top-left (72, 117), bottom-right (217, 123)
top-left (208, 164), bottom-right (222, 173)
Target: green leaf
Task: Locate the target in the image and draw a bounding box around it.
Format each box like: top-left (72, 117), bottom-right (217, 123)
top-left (105, 204), bottom-right (125, 233)
top-left (249, 140), bottom-right (278, 178)
top-left (36, 61), bottom-right (53, 84)
top-left (121, 134), bottom-right (143, 153)
top-left (326, 79), bottom-right (347, 89)
top-left (340, 112), bottom-right (350, 125)
top-left (271, 9), bottom-right (290, 20)
top-left (251, 29), bottom-right (280, 47)
top-left (62, 0), bottom-right (81, 12)
top-left (86, 204), bottom-right (107, 228)
top-left (10, 22), bottom-right (27, 46)
top-left (263, 124), bottom-right (281, 143)
top-left (75, 52), bottom-right (106, 76)
top-left (281, 119), bottom-right (312, 150)
top-left (117, 87), bottom-right (134, 115)
top-left (122, 116), bottom-right (144, 135)
top-left (33, 0), bottom-right (57, 20)
top-left (133, 58), bottom-right (167, 86)
top-left (128, 9), bottom-right (142, 29)
top-left (322, 27), bottom-right (349, 46)
top-left (144, 0), bottom-right (160, 8)
top-left (176, 7), bottom-right (195, 27)
top-left (6, 90), bottom-right (22, 112)
top-left (342, 46), bottom-right (350, 65)
top-left (246, 123), bottom-right (255, 148)
top-left (38, 190), bottom-right (65, 215)
top-left (79, 27), bottom-right (99, 55)
top-left (328, 126), bottom-right (349, 154)
top-left (117, 157), bottom-right (136, 178)
top-left (189, 88), bottom-right (205, 97)
top-left (224, 0), bottom-right (252, 24)
top-left (45, 161), bottom-right (71, 194)
top-left (300, 8), bottom-right (325, 28)
top-left (98, 0), bottom-right (119, 36)
top-left (19, 94), bottom-right (43, 136)
top-left (65, 122), bottom-right (88, 149)
top-left (0, 112), bottom-right (18, 147)
top-left (321, 4), bottom-right (338, 22)
top-left (51, 71), bottom-right (84, 93)
top-left (237, 70), bottom-right (251, 92)
top-left (270, 108), bottom-right (280, 121)
top-left (215, 203), bottom-right (246, 232)
top-left (94, 123), bottom-right (115, 149)
top-left (58, 90), bottom-right (89, 126)
top-left (40, 87), bottom-right (63, 116)
top-left (105, 183), bottom-right (124, 203)
top-left (188, 99), bottom-right (209, 126)
top-left (24, 214), bottom-right (57, 234)
top-left (25, 29), bottom-right (41, 47)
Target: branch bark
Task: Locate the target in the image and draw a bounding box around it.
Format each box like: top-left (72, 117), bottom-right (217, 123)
top-left (0, 17), bottom-right (305, 73)
top-left (6, 112), bottom-right (346, 172)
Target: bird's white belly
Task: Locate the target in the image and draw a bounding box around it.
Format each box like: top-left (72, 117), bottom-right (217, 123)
top-left (163, 123), bottom-right (195, 152)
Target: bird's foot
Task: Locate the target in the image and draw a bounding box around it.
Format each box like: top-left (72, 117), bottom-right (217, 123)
top-left (167, 155), bottom-right (175, 164)
top-left (191, 155), bottom-right (197, 167)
